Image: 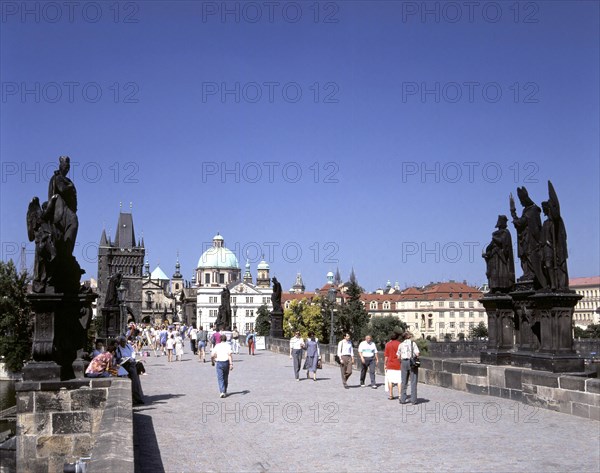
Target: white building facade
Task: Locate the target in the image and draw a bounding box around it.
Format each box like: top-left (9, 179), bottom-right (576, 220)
top-left (195, 234), bottom-right (272, 333)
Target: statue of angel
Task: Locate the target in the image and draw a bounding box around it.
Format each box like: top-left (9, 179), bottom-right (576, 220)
top-left (26, 195), bottom-right (58, 292)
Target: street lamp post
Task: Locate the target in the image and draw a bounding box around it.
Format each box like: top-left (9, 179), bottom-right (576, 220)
top-left (117, 282), bottom-right (127, 337)
top-left (328, 287), bottom-right (337, 346)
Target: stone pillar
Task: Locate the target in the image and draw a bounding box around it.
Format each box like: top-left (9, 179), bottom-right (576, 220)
top-left (99, 307), bottom-right (122, 341)
top-left (480, 294), bottom-right (514, 365)
top-left (529, 292), bottom-right (584, 373)
top-left (510, 284), bottom-right (537, 368)
top-left (269, 310), bottom-right (284, 338)
top-left (24, 292), bottom-right (97, 382)
top-left (16, 378), bottom-right (114, 473)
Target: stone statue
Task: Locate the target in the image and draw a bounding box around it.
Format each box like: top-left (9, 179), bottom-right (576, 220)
top-left (483, 215), bottom-right (515, 293)
top-left (104, 272), bottom-right (122, 308)
top-left (216, 287), bottom-right (232, 328)
top-left (26, 156), bottom-right (83, 294)
top-left (271, 277), bottom-right (282, 312)
top-left (510, 187), bottom-right (546, 289)
top-left (48, 156), bottom-right (78, 255)
top-left (26, 196), bottom-right (58, 293)
top-left (540, 181), bottom-right (569, 291)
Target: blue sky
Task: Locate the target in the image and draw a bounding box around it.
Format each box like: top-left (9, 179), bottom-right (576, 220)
top-left (1, 1), bottom-right (599, 292)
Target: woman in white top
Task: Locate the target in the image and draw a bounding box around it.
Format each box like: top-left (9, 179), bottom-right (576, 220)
top-left (166, 333), bottom-right (175, 362)
top-left (175, 333), bottom-right (184, 361)
top-left (397, 331), bottom-right (420, 405)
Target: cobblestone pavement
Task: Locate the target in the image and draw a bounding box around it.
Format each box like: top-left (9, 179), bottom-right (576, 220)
top-left (133, 348), bottom-right (600, 473)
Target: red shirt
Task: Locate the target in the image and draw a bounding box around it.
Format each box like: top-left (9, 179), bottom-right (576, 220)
top-left (384, 340), bottom-right (401, 370)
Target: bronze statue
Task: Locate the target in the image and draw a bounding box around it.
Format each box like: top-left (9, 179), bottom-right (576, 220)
top-left (104, 272), bottom-right (123, 308)
top-left (541, 181), bottom-right (569, 291)
top-left (48, 156), bottom-right (78, 255)
top-left (26, 157), bottom-right (83, 293)
top-left (510, 187), bottom-right (546, 289)
top-left (215, 287), bottom-right (232, 328)
top-left (271, 277), bottom-right (282, 312)
top-left (483, 215), bottom-right (515, 293)
top-left (26, 196), bottom-right (58, 293)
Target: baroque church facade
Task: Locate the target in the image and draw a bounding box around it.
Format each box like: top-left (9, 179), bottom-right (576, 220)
top-left (195, 233), bottom-right (273, 332)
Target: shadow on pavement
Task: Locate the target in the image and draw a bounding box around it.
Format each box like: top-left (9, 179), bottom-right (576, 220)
top-left (134, 412), bottom-right (165, 473)
top-left (145, 393), bottom-right (185, 403)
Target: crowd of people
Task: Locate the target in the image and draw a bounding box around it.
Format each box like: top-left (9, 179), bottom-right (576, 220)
top-left (85, 321), bottom-right (420, 405)
top-left (84, 322), bottom-right (259, 402)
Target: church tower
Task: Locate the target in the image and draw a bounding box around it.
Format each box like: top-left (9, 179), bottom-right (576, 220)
top-left (290, 272), bottom-right (305, 294)
top-left (243, 260), bottom-right (253, 284)
top-left (171, 254), bottom-right (184, 294)
top-left (97, 204), bottom-right (145, 318)
top-left (256, 257), bottom-right (270, 288)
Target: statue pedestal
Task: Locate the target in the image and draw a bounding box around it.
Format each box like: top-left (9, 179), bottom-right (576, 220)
top-left (25, 291), bottom-right (97, 381)
top-left (100, 306), bottom-right (122, 340)
top-left (269, 310), bottom-right (284, 338)
top-left (510, 284), bottom-right (537, 368)
top-left (528, 292), bottom-right (584, 373)
top-left (480, 294), bottom-right (514, 365)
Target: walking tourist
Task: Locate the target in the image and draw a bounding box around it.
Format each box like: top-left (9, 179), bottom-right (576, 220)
top-left (398, 332), bottom-right (420, 405)
top-left (189, 325), bottom-right (198, 355)
top-left (384, 332), bottom-right (402, 400)
top-left (289, 330), bottom-right (305, 380)
top-left (337, 333), bottom-right (354, 388)
top-left (211, 335), bottom-right (233, 398)
top-left (231, 326), bottom-right (240, 354)
top-left (166, 333), bottom-right (175, 362)
top-left (358, 335), bottom-right (379, 388)
top-left (246, 330), bottom-right (255, 355)
top-left (303, 331), bottom-right (320, 381)
top-left (197, 325), bottom-right (208, 362)
top-left (175, 332), bottom-right (184, 361)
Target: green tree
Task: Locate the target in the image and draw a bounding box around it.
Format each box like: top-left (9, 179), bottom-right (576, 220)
top-left (469, 321), bottom-right (489, 339)
top-left (366, 315), bottom-right (407, 350)
top-left (255, 304), bottom-right (271, 336)
top-left (336, 269), bottom-right (370, 342)
top-left (283, 298), bottom-right (325, 340)
top-left (575, 324), bottom-right (600, 339)
top-left (0, 261), bottom-right (33, 372)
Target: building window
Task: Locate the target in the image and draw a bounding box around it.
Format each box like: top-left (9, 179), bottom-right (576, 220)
top-left (383, 301), bottom-right (390, 310)
top-left (468, 301), bottom-right (474, 308)
top-left (439, 322), bottom-right (445, 329)
top-left (246, 297), bottom-right (254, 303)
top-left (232, 297), bottom-right (237, 304)
top-left (205, 273), bottom-right (210, 284)
top-left (459, 322), bottom-right (465, 329)
top-left (459, 301), bottom-right (464, 308)
top-left (370, 301), bottom-right (378, 310)
top-left (263, 297), bottom-right (269, 304)
top-left (450, 322), bottom-right (455, 329)
top-left (449, 302), bottom-right (455, 308)
top-left (450, 311), bottom-right (455, 318)
top-left (209, 296), bottom-right (218, 304)
top-left (219, 273), bottom-right (225, 284)
top-left (459, 311), bottom-right (464, 318)
top-left (469, 311), bottom-right (474, 318)
top-left (245, 323), bottom-right (254, 332)
top-left (438, 301), bottom-right (444, 307)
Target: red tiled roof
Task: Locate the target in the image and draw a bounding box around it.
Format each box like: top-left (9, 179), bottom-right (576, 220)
top-left (569, 276), bottom-right (600, 287)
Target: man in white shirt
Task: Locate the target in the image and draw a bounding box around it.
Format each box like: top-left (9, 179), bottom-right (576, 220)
top-left (289, 331), bottom-right (305, 380)
top-left (189, 326), bottom-right (198, 355)
top-left (397, 332), bottom-right (420, 405)
top-left (358, 335), bottom-right (379, 388)
top-left (337, 333), bottom-right (354, 389)
top-left (211, 336), bottom-right (234, 398)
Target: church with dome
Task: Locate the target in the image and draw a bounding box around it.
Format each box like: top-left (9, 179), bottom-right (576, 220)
top-left (195, 233), bottom-right (273, 332)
